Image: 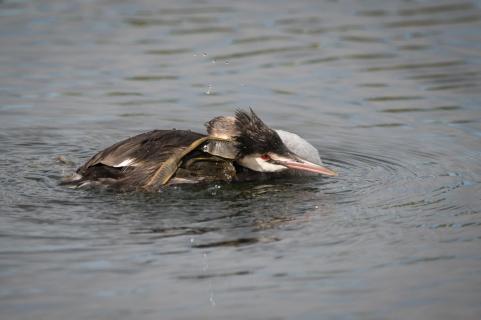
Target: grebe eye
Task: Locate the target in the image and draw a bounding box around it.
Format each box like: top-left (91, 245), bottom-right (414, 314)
top-left (261, 154), bottom-right (270, 161)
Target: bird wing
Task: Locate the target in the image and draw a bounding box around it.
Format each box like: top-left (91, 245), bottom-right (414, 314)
top-left (77, 130), bottom-right (208, 188)
top-left (79, 130), bottom-right (205, 170)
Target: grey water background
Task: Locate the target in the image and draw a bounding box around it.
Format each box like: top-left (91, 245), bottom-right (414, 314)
top-left (1, 0), bottom-right (481, 319)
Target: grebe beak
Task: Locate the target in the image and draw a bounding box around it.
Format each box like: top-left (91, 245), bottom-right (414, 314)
top-left (269, 153), bottom-right (337, 176)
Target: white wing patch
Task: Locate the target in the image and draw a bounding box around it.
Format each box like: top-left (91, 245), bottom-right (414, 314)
top-left (114, 158), bottom-right (136, 167)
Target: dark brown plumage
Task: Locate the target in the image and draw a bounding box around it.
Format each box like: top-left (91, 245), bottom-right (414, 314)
top-left (75, 130), bottom-right (235, 190)
top-left (234, 109), bottom-right (289, 157)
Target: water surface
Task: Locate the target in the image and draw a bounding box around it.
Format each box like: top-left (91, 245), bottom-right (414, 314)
top-left (1, 0), bottom-right (481, 319)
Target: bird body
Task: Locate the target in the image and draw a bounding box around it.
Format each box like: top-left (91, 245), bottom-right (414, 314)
top-left (69, 109), bottom-right (336, 191)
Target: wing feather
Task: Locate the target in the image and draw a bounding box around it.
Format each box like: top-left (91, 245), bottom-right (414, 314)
top-left (77, 130), bottom-right (207, 188)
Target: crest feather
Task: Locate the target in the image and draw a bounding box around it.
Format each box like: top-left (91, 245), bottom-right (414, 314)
top-left (234, 108), bottom-right (288, 156)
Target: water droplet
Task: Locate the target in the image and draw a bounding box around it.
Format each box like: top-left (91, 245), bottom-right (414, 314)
top-left (202, 52), bottom-right (207, 57)
top-left (209, 294), bottom-right (216, 307)
top-left (205, 84), bottom-right (212, 95)
top-left (202, 253), bottom-right (209, 271)
top-left (212, 60), bottom-right (216, 64)
top-left (224, 60), bottom-right (229, 64)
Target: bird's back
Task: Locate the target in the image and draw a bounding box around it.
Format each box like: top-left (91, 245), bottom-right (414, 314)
top-left (73, 130), bottom-right (235, 190)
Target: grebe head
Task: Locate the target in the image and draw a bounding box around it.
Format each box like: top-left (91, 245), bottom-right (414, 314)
top-left (206, 109), bottom-right (336, 176)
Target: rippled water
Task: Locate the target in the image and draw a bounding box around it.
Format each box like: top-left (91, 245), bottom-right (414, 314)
top-left (1, 0), bottom-right (481, 319)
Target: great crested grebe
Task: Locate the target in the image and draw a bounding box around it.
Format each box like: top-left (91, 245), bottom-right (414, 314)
top-left (68, 109), bottom-right (336, 191)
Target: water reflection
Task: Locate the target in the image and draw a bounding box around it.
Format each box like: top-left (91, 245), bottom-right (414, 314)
top-left (102, 179), bottom-right (335, 248)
